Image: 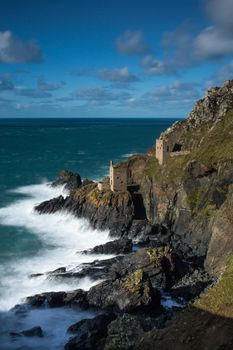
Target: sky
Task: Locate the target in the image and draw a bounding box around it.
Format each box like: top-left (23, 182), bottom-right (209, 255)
top-left (0, 0), bottom-right (233, 118)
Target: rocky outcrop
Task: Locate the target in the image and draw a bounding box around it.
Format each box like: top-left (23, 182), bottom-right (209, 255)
top-left (87, 269), bottom-right (161, 313)
top-left (10, 326), bottom-right (44, 338)
top-left (65, 314), bottom-right (115, 350)
top-left (29, 79), bottom-right (233, 350)
top-left (34, 80), bottom-right (233, 274)
top-left (104, 314), bottom-right (145, 350)
top-left (51, 170), bottom-right (82, 192)
top-left (26, 289), bottom-right (88, 309)
top-left (36, 181), bottom-right (135, 236)
top-left (84, 238), bottom-right (132, 255)
top-left (35, 195), bottom-right (66, 214)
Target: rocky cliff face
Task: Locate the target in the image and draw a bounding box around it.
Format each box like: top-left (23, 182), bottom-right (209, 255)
top-left (30, 80), bottom-right (233, 350)
top-left (35, 80), bottom-right (233, 275)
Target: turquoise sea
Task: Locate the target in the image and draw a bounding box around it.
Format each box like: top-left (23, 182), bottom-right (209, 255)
top-left (0, 118), bottom-right (175, 349)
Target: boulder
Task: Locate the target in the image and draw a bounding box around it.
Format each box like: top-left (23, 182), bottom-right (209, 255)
top-left (87, 269), bottom-right (161, 313)
top-left (86, 238), bottom-right (132, 255)
top-left (65, 313), bottom-right (115, 350)
top-left (26, 289), bottom-right (88, 309)
top-left (10, 326), bottom-right (43, 338)
top-left (104, 314), bottom-right (144, 350)
top-left (186, 160), bottom-right (215, 178)
top-left (51, 170), bottom-right (82, 192)
top-left (35, 195), bottom-right (65, 214)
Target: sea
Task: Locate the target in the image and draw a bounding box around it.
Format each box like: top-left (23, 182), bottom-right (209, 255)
top-left (0, 118), bottom-right (175, 349)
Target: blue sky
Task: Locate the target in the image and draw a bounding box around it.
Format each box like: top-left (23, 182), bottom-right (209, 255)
top-left (0, 0), bottom-right (233, 118)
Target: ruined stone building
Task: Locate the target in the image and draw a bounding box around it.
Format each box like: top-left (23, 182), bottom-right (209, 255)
top-left (110, 160), bottom-right (132, 192)
top-left (155, 137), bottom-right (190, 165)
top-left (155, 138), bottom-right (172, 165)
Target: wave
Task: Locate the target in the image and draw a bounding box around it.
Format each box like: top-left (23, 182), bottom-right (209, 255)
top-left (0, 307), bottom-right (97, 350)
top-left (0, 181), bottom-right (113, 349)
top-left (0, 182), bottom-right (112, 310)
top-left (121, 152), bottom-right (137, 158)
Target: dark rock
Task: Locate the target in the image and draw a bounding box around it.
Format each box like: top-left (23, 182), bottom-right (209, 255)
top-left (170, 269), bottom-right (213, 302)
top-left (51, 170), bottom-right (82, 192)
top-left (10, 326), bottom-right (43, 338)
top-left (186, 160), bottom-right (215, 178)
top-left (29, 273), bottom-right (44, 278)
top-left (47, 267), bottom-right (66, 274)
top-left (87, 269), bottom-right (161, 313)
top-left (35, 195), bottom-right (65, 214)
top-left (22, 326), bottom-right (43, 337)
top-left (85, 238), bottom-right (132, 255)
top-left (109, 247), bottom-right (189, 289)
top-left (47, 256), bottom-right (125, 282)
top-left (35, 181), bottom-right (134, 236)
top-left (49, 247), bottom-right (189, 291)
top-left (65, 313), bottom-right (115, 350)
top-left (26, 289), bottom-right (88, 309)
top-left (104, 314), bottom-right (145, 350)
top-left (128, 220), bottom-right (154, 240)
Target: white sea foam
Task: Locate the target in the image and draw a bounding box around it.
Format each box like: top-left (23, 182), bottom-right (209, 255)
top-left (0, 181), bottom-right (114, 349)
top-left (121, 152), bottom-right (137, 158)
top-left (161, 292), bottom-right (185, 309)
top-left (0, 307), bottom-right (97, 350)
top-left (0, 182), bottom-right (113, 310)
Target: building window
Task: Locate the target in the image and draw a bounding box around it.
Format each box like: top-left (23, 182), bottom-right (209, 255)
top-left (167, 146), bottom-right (169, 152)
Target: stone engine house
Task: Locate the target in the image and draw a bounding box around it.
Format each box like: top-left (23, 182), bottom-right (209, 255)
top-left (155, 138), bottom-right (173, 165)
top-left (110, 160), bottom-right (132, 192)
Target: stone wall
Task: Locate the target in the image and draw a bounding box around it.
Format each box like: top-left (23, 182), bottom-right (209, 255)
top-left (110, 161), bottom-right (128, 191)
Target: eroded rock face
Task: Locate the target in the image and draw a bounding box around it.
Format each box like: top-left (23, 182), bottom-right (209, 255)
top-left (34, 80), bottom-right (233, 276)
top-left (10, 326), bottom-right (43, 338)
top-left (65, 314), bottom-right (115, 350)
top-left (36, 182), bottom-right (135, 236)
top-left (26, 289), bottom-right (88, 309)
top-left (87, 269), bottom-right (161, 313)
top-left (35, 195), bottom-right (65, 214)
top-left (104, 314), bottom-right (145, 350)
top-left (51, 170), bottom-right (82, 192)
top-left (84, 238), bottom-right (132, 255)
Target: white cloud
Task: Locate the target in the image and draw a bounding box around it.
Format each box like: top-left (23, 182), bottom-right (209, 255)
top-left (140, 55), bottom-right (178, 75)
top-left (97, 67), bottom-right (139, 82)
top-left (116, 30), bottom-right (149, 55)
top-left (194, 26), bottom-right (233, 60)
top-left (206, 0), bottom-right (233, 32)
top-left (0, 31), bottom-right (42, 63)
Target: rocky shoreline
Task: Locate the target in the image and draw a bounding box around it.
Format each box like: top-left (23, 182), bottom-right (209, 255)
top-left (15, 170), bottom-right (212, 350)
top-left (7, 81), bottom-right (233, 349)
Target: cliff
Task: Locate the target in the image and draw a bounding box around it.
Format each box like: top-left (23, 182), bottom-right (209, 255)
top-left (36, 80), bottom-right (233, 276)
top-left (31, 79), bottom-right (233, 350)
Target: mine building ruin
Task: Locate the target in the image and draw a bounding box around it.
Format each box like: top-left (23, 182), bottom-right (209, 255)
top-left (109, 160), bottom-right (132, 192)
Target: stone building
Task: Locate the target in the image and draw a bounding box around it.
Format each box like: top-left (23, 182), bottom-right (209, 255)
top-left (155, 138), bottom-right (172, 165)
top-left (110, 160), bottom-right (131, 192)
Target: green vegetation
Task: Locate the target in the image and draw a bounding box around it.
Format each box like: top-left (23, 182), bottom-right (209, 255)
top-left (195, 254), bottom-right (233, 318)
top-left (144, 157), bottom-right (162, 180)
top-left (188, 109), bottom-right (233, 167)
top-left (186, 190), bottom-right (201, 210)
top-left (146, 110), bottom-right (233, 184)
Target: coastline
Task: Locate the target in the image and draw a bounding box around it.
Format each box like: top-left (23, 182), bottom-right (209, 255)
top-left (1, 80), bottom-right (233, 349)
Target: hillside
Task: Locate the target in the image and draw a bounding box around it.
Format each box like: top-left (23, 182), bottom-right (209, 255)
top-left (34, 79), bottom-right (233, 349)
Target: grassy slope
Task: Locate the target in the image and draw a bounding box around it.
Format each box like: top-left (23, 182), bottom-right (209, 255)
top-left (137, 255), bottom-right (233, 350)
top-left (145, 109), bottom-right (233, 183)
top-left (137, 111), bottom-right (233, 349)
